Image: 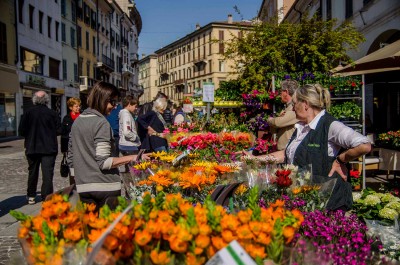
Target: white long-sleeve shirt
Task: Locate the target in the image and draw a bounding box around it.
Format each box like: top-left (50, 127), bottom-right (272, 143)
top-left (118, 109), bottom-right (140, 147)
top-left (286, 110), bottom-right (370, 164)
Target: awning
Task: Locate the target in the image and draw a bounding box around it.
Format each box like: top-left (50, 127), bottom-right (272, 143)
top-left (332, 39), bottom-right (400, 76)
top-left (0, 67), bottom-right (19, 93)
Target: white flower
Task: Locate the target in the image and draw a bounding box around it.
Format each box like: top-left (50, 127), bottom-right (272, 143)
top-left (380, 193), bottom-right (397, 203)
top-left (352, 192), bottom-right (362, 202)
top-left (363, 194), bottom-right (381, 206)
top-left (379, 207), bottom-right (398, 220)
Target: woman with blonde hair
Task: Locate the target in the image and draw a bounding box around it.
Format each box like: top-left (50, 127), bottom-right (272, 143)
top-left (253, 84), bottom-right (371, 210)
top-left (137, 97), bottom-right (169, 152)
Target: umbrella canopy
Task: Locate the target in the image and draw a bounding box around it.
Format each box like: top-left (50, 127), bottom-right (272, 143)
top-left (332, 39), bottom-right (400, 76)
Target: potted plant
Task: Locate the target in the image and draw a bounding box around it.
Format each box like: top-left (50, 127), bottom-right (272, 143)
top-left (350, 169), bottom-right (362, 190)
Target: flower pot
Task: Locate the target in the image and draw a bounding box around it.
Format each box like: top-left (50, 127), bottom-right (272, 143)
top-left (353, 184), bottom-right (361, 191)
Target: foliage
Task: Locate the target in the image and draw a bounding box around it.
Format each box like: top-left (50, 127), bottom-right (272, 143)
top-left (215, 80), bottom-right (243, 101)
top-left (224, 16), bottom-right (364, 93)
top-left (329, 101), bottom-right (361, 121)
top-left (205, 112), bottom-right (249, 133)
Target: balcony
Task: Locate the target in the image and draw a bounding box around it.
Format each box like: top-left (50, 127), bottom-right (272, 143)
top-left (130, 53), bottom-right (139, 63)
top-left (122, 63), bottom-right (134, 76)
top-left (96, 54), bottom-right (115, 73)
top-left (193, 56), bottom-right (207, 65)
top-left (79, 76), bottom-right (95, 92)
top-left (174, 79), bottom-right (185, 85)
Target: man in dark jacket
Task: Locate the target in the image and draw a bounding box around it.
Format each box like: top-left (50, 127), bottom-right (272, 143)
top-left (19, 91), bottom-right (61, 204)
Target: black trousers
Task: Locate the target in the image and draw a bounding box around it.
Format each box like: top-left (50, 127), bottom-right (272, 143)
top-left (26, 154), bottom-right (57, 200)
top-left (79, 190), bottom-right (121, 211)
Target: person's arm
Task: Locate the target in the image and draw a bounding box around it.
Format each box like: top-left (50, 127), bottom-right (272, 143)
top-left (267, 110), bottom-right (297, 128)
top-left (137, 111), bottom-right (156, 135)
top-left (241, 149), bottom-right (285, 163)
top-left (327, 121), bottom-right (372, 180)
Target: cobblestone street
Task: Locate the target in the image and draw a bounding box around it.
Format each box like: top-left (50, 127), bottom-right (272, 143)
top-left (0, 139), bottom-right (69, 265)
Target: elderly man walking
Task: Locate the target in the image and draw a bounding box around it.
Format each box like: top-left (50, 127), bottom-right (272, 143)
top-left (19, 91), bottom-right (61, 204)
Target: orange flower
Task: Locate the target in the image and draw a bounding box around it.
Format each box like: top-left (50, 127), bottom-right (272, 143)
top-left (186, 252), bottom-right (205, 265)
top-left (58, 211), bottom-right (79, 225)
top-left (211, 236), bottom-right (226, 250)
top-left (157, 210), bottom-right (172, 223)
top-left (63, 227), bottom-right (82, 242)
top-left (213, 165), bottom-right (232, 174)
top-left (145, 219), bottom-right (160, 235)
top-left (179, 202), bottom-right (193, 215)
top-left (112, 222), bottom-right (131, 241)
top-left (221, 215), bottom-right (240, 231)
top-left (236, 224), bottom-right (253, 240)
top-left (134, 229), bottom-right (152, 246)
top-left (177, 227), bottom-right (192, 241)
top-left (195, 234), bottom-right (210, 248)
top-left (237, 209), bottom-right (252, 224)
top-left (85, 203), bottom-right (97, 212)
top-left (89, 218), bottom-right (109, 229)
top-left (270, 199), bottom-right (285, 208)
top-left (88, 229), bottom-right (105, 243)
top-left (118, 241), bottom-right (134, 259)
top-left (291, 209), bottom-right (304, 226)
top-left (198, 223), bottom-right (211, 236)
top-left (47, 220), bottom-right (61, 235)
top-left (150, 250), bottom-right (171, 265)
top-left (104, 235), bottom-right (119, 251)
top-left (32, 216), bottom-right (45, 231)
top-left (246, 244), bottom-right (267, 259)
top-left (169, 236), bottom-right (188, 253)
top-left (41, 207), bottom-right (55, 219)
top-left (255, 232), bottom-right (271, 246)
top-left (249, 221), bottom-right (263, 236)
top-left (291, 187), bottom-right (302, 195)
top-left (283, 226), bottom-right (295, 243)
top-left (221, 230), bottom-right (236, 243)
top-left (207, 245), bottom-right (216, 259)
top-left (18, 226), bottom-right (29, 238)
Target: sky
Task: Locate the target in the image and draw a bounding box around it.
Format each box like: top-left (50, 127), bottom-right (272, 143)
top-left (135, 0), bottom-right (261, 58)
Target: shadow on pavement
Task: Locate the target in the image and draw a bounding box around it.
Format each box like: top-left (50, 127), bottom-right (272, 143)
top-left (0, 195), bottom-right (32, 218)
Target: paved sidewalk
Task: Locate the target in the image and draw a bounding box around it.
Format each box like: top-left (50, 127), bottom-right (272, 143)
top-left (0, 139), bottom-right (69, 264)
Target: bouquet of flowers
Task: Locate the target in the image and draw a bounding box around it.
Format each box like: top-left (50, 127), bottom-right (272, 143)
top-left (11, 192), bottom-right (304, 265)
top-left (350, 169), bottom-right (362, 190)
top-left (377, 130), bottom-right (400, 149)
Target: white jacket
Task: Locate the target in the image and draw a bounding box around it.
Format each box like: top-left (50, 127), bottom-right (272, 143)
top-left (118, 109), bottom-right (140, 147)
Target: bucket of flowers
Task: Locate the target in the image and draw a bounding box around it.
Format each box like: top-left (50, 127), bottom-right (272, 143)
top-left (350, 169), bottom-right (362, 191)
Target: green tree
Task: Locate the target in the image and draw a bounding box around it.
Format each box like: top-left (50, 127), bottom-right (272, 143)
top-left (224, 15), bottom-right (365, 93)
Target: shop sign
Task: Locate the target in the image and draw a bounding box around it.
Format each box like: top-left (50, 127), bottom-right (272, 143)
top-left (26, 75), bottom-right (46, 86)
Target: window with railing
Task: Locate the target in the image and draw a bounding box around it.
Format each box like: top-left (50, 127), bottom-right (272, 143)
top-left (29, 5), bottom-right (34, 29)
top-left (70, 27), bottom-right (76, 47)
top-left (62, 60), bottom-right (67, 80)
top-left (55, 21), bottom-right (59, 42)
top-left (39, 11), bottom-right (43, 33)
top-left (49, 57), bottom-right (60, 79)
top-left (47, 16), bottom-right (52, 38)
top-left (21, 48), bottom-right (43, 74)
top-left (61, 23), bottom-right (66, 42)
top-left (0, 22), bottom-right (7, 63)
top-left (71, 1), bottom-right (76, 21)
top-left (61, 0), bottom-right (66, 16)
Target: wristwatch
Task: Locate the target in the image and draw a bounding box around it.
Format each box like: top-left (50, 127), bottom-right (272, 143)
top-left (335, 155), bottom-right (346, 165)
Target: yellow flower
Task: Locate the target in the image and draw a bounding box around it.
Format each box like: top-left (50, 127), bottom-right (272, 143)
top-left (134, 161), bottom-right (152, 170)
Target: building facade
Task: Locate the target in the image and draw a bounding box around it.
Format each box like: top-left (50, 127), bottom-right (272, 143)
top-left (16, 0), bottom-right (64, 125)
top-left (0, 0), bottom-right (20, 139)
top-left (61, 0), bottom-right (80, 104)
top-left (258, 0), bottom-right (295, 23)
top-left (153, 15), bottom-right (253, 104)
top-left (138, 54), bottom-right (158, 104)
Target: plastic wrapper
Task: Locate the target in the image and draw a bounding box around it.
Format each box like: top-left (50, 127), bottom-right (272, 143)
top-left (365, 218), bottom-right (400, 246)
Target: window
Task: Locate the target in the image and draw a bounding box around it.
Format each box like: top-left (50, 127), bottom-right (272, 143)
top-left (86, 61), bottom-right (90, 76)
top-left (39, 11), bottom-right (43, 33)
top-left (92, 36), bottom-right (96, 54)
top-left (61, 23), bottom-right (66, 42)
top-left (238, 31), bottom-right (243, 39)
top-left (86, 31), bottom-right (89, 50)
top-left (0, 22), bottom-right (7, 63)
top-left (219, 60), bottom-right (225, 72)
top-left (77, 26), bottom-right (81, 47)
top-left (73, 63), bottom-right (78, 82)
top-left (208, 60), bottom-right (212, 73)
top-left (18, 0), bottom-right (24, 24)
top-left (62, 59), bottom-right (67, 79)
top-left (71, 1), bottom-right (76, 21)
top-left (326, 0), bottom-right (332, 20)
top-left (61, 0), bottom-right (66, 16)
top-left (219, 30), bottom-right (224, 40)
top-left (21, 48), bottom-right (43, 74)
top-left (49, 58), bottom-right (60, 79)
top-left (29, 5), bottom-right (34, 29)
top-left (55, 22), bottom-right (59, 41)
top-left (345, 0), bottom-right (353, 19)
top-left (219, 43), bottom-right (224, 54)
top-left (47, 16), bottom-right (52, 38)
top-left (70, 27), bottom-right (76, 47)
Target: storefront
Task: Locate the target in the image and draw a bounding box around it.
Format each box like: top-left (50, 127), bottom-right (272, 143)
top-left (0, 66), bottom-right (19, 138)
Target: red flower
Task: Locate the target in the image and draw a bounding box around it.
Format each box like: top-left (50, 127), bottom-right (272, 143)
top-left (275, 169), bottom-right (292, 188)
top-left (350, 169), bottom-right (360, 178)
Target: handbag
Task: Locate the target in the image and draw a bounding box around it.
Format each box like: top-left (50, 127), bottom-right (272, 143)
top-left (60, 153), bottom-right (69, 178)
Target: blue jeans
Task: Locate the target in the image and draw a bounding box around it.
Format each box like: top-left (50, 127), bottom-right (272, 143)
top-left (153, 146), bottom-right (168, 152)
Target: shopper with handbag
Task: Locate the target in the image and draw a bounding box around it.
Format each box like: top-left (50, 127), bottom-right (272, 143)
top-left (61, 97), bottom-right (81, 185)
